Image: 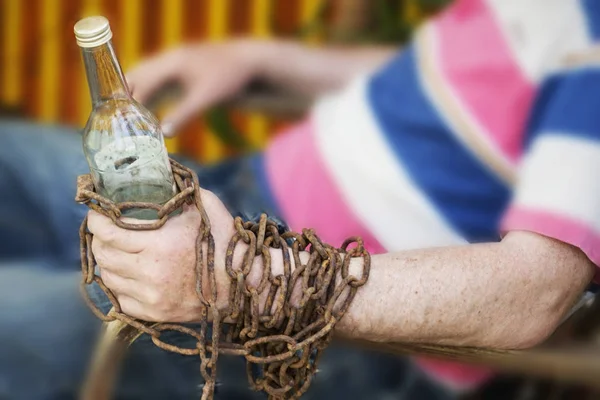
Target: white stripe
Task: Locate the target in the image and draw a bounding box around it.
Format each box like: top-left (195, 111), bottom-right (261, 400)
top-left (513, 134), bottom-right (600, 232)
top-left (312, 77), bottom-right (467, 251)
top-left (486, 0), bottom-right (591, 82)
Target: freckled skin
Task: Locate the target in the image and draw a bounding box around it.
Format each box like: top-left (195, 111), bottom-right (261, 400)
top-left (89, 190), bottom-right (595, 350)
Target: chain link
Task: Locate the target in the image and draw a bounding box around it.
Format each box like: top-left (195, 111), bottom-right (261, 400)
top-left (76, 158), bottom-right (370, 400)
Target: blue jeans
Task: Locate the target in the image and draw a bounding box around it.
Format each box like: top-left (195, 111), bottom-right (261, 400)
top-left (0, 120), bottom-right (456, 400)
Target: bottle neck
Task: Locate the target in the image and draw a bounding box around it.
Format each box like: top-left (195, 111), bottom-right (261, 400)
top-left (81, 40), bottom-right (130, 106)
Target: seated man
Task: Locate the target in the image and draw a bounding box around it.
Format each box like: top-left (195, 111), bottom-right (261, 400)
top-left (1, 0), bottom-right (599, 398)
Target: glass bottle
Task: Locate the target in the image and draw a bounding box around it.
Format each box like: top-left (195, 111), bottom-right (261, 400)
top-left (74, 16), bottom-right (176, 220)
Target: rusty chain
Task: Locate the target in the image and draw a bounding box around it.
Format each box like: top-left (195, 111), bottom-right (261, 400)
top-left (76, 158), bottom-right (370, 400)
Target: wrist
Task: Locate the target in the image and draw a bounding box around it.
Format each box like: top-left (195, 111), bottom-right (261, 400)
top-left (233, 39), bottom-right (301, 83)
top-left (234, 241), bottom-right (310, 315)
top-left (247, 245), bottom-right (309, 312)
top-left (229, 39), bottom-right (277, 80)
top-left (219, 225), bottom-right (368, 320)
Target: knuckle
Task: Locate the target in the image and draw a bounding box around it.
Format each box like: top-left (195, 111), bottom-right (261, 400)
top-left (91, 240), bottom-right (107, 266)
top-left (88, 212), bottom-right (111, 238)
top-left (86, 210), bottom-right (99, 231)
top-left (143, 302), bottom-right (168, 322)
top-left (100, 270), bottom-right (119, 292)
top-left (90, 237), bottom-right (100, 256)
top-left (144, 287), bottom-right (164, 308)
top-left (119, 299), bottom-right (141, 319)
top-left (147, 309), bottom-right (168, 322)
top-left (199, 188), bottom-right (217, 203)
top-left (99, 269), bottom-right (110, 285)
top-left (101, 228), bottom-right (117, 245)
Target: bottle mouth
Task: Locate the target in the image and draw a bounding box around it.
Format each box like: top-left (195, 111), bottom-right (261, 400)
top-left (74, 16), bottom-right (113, 48)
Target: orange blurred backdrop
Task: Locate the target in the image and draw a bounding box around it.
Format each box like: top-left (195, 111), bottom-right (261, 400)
top-left (0, 0), bottom-right (432, 163)
top-left (0, 0), bottom-right (331, 163)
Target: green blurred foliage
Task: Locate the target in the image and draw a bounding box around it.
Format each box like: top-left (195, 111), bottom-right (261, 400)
top-left (205, 107), bottom-right (251, 151)
top-left (297, 0), bottom-right (453, 43)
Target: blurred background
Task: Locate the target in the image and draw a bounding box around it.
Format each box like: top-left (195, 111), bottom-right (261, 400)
top-left (0, 0), bottom-right (449, 164)
top-left (5, 2), bottom-right (600, 399)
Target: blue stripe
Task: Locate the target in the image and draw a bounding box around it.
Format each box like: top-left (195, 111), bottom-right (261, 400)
top-left (367, 46), bottom-right (511, 242)
top-left (581, 0), bottom-right (600, 40)
top-left (525, 67), bottom-right (600, 148)
top-left (249, 153), bottom-right (283, 217)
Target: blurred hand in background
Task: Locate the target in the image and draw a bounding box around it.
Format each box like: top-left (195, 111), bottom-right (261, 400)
top-left (127, 40), bottom-right (266, 137)
top-left (126, 39), bottom-right (395, 137)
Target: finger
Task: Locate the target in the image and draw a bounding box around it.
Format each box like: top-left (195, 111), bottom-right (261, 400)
top-left (87, 211), bottom-right (147, 254)
top-left (92, 239), bottom-right (141, 279)
top-left (99, 268), bottom-right (145, 300)
top-left (100, 266), bottom-right (166, 316)
top-left (126, 50), bottom-right (182, 104)
top-left (115, 293), bottom-right (158, 321)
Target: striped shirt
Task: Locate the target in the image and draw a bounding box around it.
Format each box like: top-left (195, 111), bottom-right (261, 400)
top-left (259, 0), bottom-right (600, 389)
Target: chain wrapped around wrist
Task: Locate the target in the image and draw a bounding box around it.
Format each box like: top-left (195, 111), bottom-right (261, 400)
top-left (76, 158), bottom-right (371, 400)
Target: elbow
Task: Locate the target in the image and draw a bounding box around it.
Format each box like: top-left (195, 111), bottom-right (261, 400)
top-left (495, 278), bottom-right (586, 351)
top-left (508, 318), bottom-right (557, 350)
top-left (494, 304), bottom-right (565, 350)
top-left (493, 231), bottom-right (596, 350)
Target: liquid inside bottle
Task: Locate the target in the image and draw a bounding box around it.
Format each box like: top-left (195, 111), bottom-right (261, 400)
top-left (75, 16), bottom-right (177, 220)
top-left (91, 134), bottom-right (176, 219)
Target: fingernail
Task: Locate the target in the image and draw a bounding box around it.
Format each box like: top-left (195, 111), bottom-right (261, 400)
top-left (161, 122), bottom-right (174, 137)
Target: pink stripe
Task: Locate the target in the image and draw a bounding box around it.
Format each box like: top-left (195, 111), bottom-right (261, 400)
top-left (266, 119), bottom-right (495, 387)
top-left (502, 207), bottom-right (600, 282)
top-left (264, 119), bottom-right (385, 254)
top-left (433, 0), bottom-right (535, 162)
top-left (416, 358), bottom-right (494, 389)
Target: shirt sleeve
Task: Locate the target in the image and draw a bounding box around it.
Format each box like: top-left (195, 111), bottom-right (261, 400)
top-left (501, 65), bottom-right (600, 281)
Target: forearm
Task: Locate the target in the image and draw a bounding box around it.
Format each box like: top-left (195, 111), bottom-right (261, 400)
top-left (247, 40), bottom-right (397, 97)
top-left (253, 231), bottom-right (594, 349)
top-left (204, 214), bottom-right (593, 350)
top-left (335, 232), bottom-right (595, 350)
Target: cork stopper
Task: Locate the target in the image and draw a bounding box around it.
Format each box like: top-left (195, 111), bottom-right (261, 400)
top-left (74, 16), bottom-right (113, 48)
